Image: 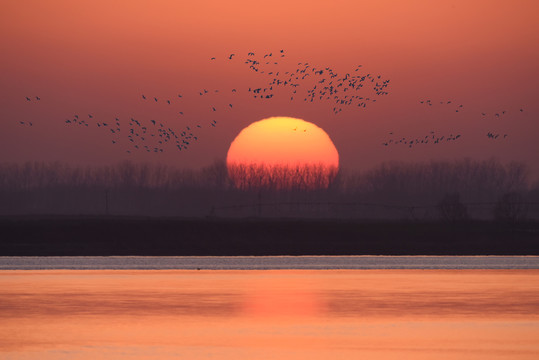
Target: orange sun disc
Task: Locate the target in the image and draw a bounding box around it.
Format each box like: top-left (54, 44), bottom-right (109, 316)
top-left (226, 116), bottom-right (339, 190)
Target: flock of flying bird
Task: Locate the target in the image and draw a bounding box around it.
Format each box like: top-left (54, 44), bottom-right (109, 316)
top-left (64, 114), bottom-right (205, 153)
top-left (379, 99), bottom-right (525, 148)
top-left (20, 49), bottom-right (526, 153)
top-left (227, 50), bottom-right (391, 114)
top-left (382, 131), bottom-right (462, 149)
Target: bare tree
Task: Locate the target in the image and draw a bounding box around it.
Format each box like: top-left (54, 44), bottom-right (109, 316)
top-left (493, 192), bottom-right (527, 224)
top-left (438, 193), bottom-right (469, 223)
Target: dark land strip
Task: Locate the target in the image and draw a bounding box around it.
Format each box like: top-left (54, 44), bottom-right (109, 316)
top-left (0, 217), bottom-right (538, 256)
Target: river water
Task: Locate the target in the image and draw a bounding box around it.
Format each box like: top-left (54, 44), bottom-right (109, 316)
top-left (0, 257), bottom-right (538, 359)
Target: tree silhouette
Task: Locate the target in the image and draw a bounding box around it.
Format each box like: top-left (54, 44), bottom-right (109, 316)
top-left (438, 193), bottom-right (469, 223)
top-left (493, 192), bottom-right (527, 224)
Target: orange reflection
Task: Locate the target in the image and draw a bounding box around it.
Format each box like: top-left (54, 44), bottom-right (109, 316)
top-left (0, 269), bottom-right (538, 360)
top-left (240, 271), bottom-right (323, 318)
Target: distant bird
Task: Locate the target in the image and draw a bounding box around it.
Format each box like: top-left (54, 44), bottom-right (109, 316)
top-left (520, 108), bottom-right (524, 112)
top-left (167, 100), bottom-right (171, 104)
top-left (229, 104), bottom-right (233, 108)
top-left (154, 97), bottom-right (158, 102)
top-left (210, 57), bottom-right (216, 60)
top-left (35, 96), bottom-right (40, 100)
top-left (88, 114), bottom-right (93, 118)
top-left (25, 96), bottom-right (31, 101)
top-left (229, 54), bottom-right (235, 60)
top-left (142, 94), bottom-right (146, 99)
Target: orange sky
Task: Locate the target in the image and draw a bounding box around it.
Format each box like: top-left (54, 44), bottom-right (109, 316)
top-left (1, 0), bottom-right (538, 176)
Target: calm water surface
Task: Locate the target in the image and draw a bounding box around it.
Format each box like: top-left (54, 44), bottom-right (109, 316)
top-left (1, 268), bottom-right (538, 359)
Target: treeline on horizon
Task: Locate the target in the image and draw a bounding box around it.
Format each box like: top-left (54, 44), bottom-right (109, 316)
top-left (0, 158), bottom-right (537, 221)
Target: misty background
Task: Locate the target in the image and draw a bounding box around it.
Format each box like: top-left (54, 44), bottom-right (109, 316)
top-left (1, 158), bottom-right (537, 222)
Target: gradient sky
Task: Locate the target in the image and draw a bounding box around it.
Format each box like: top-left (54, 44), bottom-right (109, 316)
top-left (1, 0), bottom-right (538, 176)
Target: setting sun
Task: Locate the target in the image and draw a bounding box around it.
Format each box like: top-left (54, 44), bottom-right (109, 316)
top-left (226, 117), bottom-right (339, 190)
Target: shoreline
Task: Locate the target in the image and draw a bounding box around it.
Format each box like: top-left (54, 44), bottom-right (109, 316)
top-left (2, 255), bottom-right (539, 270)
